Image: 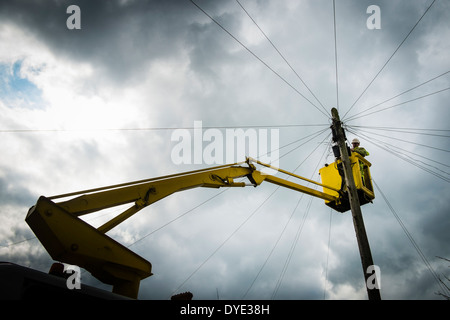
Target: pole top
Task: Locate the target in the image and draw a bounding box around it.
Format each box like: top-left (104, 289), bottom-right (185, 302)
top-left (331, 107), bottom-right (340, 121)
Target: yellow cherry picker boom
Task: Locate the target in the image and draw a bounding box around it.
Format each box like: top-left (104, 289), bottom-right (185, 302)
top-left (4, 108), bottom-right (378, 300)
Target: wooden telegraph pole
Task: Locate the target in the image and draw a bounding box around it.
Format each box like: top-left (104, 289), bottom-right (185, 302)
top-left (331, 108), bottom-right (381, 300)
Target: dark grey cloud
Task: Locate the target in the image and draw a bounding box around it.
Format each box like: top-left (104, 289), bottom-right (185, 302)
top-left (0, 0), bottom-right (197, 86)
top-left (0, 171), bottom-right (36, 207)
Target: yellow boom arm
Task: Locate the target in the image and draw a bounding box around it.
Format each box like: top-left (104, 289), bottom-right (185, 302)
top-left (26, 158), bottom-right (338, 299)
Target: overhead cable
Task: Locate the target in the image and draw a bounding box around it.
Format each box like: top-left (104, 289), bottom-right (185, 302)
top-left (343, 0), bottom-right (437, 119)
top-left (235, 0), bottom-right (329, 117)
top-left (189, 0), bottom-right (329, 118)
top-left (347, 128), bottom-right (450, 182)
top-left (345, 86), bottom-right (450, 122)
top-left (344, 70), bottom-right (450, 122)
top-left (373, 179), bottom-right (450, 297)
top-left (333, 0), bottom-right (340, 112)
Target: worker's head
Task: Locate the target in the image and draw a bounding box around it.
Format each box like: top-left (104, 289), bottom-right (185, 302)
top-left (352, 138), bottom-right (360, 147)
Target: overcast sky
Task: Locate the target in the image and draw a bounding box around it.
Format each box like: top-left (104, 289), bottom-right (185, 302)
top-left (0, 0), bottom-right (449, 300)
